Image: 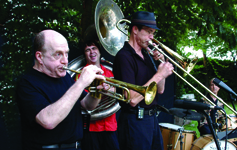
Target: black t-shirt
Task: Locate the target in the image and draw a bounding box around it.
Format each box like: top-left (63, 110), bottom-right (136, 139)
top-left (17, 68), bottom-right (87, 149)
top-left (113, 41), bottom-right (158, 109)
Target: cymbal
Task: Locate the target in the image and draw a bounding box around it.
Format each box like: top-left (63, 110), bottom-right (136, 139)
top-left (169, 108), bottom-right (204, 121)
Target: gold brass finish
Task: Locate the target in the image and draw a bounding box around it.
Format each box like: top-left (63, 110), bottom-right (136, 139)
top-left (63, 66), bottom-right (157, 105)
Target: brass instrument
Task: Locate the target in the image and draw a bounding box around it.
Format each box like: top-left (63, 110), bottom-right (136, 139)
top-left (95, 0), bottom-right (128, 56)
top-left (67, 56), bottom-right (120, 121)
top-left (63, 66), bottom-right (157, 105)
top-left (116, 19), bottom-right (198, 74)
top-left (116, 16), bottom-right (237, 128)
top-left (67, 0), bottom-right (128, 121)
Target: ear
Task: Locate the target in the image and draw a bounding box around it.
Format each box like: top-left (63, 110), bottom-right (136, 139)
top-left (35, 51), bottom-right (43, 64)
top-left (132, 26), bottom-right (139, 35)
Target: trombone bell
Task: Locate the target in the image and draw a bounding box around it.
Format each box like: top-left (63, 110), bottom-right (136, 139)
top-left (150, 39), bottom-right (198, 75)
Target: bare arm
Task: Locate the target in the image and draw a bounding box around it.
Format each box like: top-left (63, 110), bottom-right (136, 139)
top-left (36, 65), bottom-right (105, 129)
top-left (129, 59), bottom-right (173, 107)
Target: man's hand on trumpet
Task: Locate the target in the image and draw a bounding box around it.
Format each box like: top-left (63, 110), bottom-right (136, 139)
top-left (97, 82), bottom-right (115, 92)
top-left (76, 65), bottom-right (105, 88)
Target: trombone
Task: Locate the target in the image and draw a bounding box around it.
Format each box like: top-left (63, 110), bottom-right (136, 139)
top-left (116, 19), bottom-right (237, 125)
top-left (63, 66), bottom-right (157, 105)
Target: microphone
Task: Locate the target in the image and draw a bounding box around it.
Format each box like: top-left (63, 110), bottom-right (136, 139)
top-left (174, 99), bottom-right (222, 110)
top-left (213, 78), bottom-right (237, 97)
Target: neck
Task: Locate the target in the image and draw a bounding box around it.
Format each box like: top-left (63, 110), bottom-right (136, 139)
top-left (33, 62), bottom-right (43, 72)
top-left (89, 62), bottom-right (101, 68)
top-left (210, 92), bottom-right (218, 101)
top-left (128, 35), bottom-right (142, 52)
top-left (128, 38), bottom-right (143, 58)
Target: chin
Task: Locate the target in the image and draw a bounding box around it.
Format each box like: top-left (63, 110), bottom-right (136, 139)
top-left (58, 71), bottom-right (67, 78)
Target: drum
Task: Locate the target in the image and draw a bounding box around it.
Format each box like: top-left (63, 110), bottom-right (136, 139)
top-left (159, 123), bottom-right (196, 150)
top-left (191, 134), bottom-right (237, 150)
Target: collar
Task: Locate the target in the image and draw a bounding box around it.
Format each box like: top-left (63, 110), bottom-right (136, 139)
top-left (85, 63), bottom-right (104, 70)
top-left (124, 41), bottom-right (147, 56)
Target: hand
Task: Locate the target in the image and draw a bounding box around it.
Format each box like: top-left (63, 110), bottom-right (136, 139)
top-left (77, 65), bottom-right (105, 88)
top-left (97, 83), bottom-right (115, 92)
top-left (153, 49), bottom-right (165, 62)
top-left (156, 59), bottom-right (174, 79)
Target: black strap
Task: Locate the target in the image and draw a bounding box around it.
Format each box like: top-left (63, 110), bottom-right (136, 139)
top-left (42, 141), bottom-right (81, 149)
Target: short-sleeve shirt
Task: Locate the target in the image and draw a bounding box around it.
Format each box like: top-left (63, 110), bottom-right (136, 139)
top-left (17, 68), bottom-right (87, 149)
top-left (76, 64), bottom-right (117, 132)
top-left (113, 41), bottom-right (158, 109)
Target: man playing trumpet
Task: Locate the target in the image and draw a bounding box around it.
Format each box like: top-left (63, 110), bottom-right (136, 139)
top-left (16, 29), bottom-right (107, 150)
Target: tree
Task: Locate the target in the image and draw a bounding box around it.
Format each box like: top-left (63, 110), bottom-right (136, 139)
top-left (1, 0), bottom-right (237, 149)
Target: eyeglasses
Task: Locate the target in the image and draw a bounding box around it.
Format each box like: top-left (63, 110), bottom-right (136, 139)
top-left (142, 28), bottom-right (158, 37)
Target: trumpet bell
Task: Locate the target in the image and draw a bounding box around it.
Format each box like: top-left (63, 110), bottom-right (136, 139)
top-left (145, 81), bottom-right (158, 105)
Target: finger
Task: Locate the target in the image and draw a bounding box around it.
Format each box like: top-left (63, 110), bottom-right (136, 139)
top-left (88, 65), bottom-right (104, 75)
top-left (103, 83), bottom-right (110, 90)
top-left (95, 74), bottom-right (106, 81)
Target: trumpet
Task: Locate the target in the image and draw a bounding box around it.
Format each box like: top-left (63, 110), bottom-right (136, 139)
top-left (63, 66), bottom-right (157, 105)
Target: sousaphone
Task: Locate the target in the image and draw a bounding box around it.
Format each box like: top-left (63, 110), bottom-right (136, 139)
top-left (95, 0), bottom-right (128, 56)
top-left (67, 56), bottom-right (121, 121)
top-left (67, 0), bottom-right (127, 120)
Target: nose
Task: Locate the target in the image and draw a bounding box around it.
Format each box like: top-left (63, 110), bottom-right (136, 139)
top-left (61, 54), bottom-right (68, 64)
top-left (149, 34), bottom-right (154, 39)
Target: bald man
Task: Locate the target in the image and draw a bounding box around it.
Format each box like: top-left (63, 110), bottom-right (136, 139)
top-left (17, 29), bottom-right (106, 150)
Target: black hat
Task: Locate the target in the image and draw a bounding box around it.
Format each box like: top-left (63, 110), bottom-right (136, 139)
top-left (131, 11), bottom-right (160, 30)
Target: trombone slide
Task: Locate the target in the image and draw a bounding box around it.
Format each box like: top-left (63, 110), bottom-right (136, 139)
top-left (148, 40), bottom-right (237, 123)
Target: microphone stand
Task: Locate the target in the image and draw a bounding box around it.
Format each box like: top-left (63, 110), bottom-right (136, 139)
top-left (198, 110), bottom-right (221, 150)
top-left (174, 119), bottom-right (186, 150)
top-left (229, 94), bottom-right (236, 112)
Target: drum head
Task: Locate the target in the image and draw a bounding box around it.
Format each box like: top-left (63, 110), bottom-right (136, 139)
top-left (159, 123), bottom-right (183, 131)
top-left (203, 140), bottom-right (236, 150)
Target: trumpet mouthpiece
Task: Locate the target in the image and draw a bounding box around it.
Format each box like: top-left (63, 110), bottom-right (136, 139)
top-left (148, 40), bottom-right (153, 45)
top-left (63, 66), bottom-right (68, 70)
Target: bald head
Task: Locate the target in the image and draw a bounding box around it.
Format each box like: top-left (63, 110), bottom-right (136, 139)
top-left (34, 30), bottom-right (68, 54)
top-left (33, 29), bottom-right (69, 78)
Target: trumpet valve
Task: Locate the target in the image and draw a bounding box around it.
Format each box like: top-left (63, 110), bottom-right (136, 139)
top-left (88, 80), bottom-right (103, 99)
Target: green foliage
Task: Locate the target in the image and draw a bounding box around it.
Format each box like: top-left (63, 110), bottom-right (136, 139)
top-left (1, 0), bottom-right (237, 148)
top-left (176, 57), bottom-right (237, 102)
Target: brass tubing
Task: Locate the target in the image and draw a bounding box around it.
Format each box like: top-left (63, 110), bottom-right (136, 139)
top-left (63, 66), bottom-right (157, 105)
top-left (149, 41), bottom-right (237, 123)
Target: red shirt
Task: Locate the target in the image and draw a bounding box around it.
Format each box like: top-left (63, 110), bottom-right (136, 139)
top-left (76, 64), bottom-right (117, 132)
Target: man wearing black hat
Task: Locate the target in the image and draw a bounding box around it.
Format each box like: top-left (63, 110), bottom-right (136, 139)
top-left (113, 11), bottom-right (174, 150)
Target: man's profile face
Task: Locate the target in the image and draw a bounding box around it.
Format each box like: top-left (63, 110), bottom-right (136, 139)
top-left (40, 35), bottom-right (69, 78)
top-left (84, 44), bottom-right (101, 65)
top-left (135, 26), bottom-right (156, 49)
